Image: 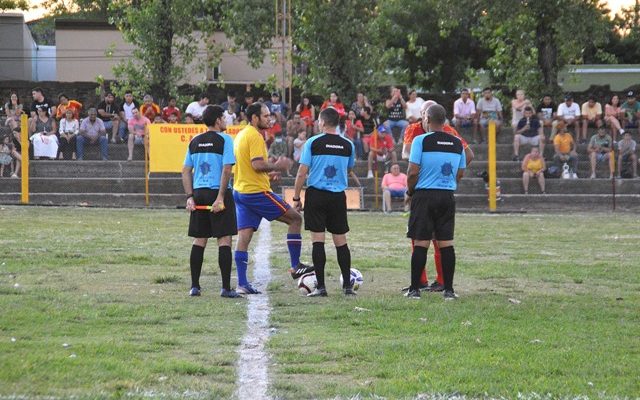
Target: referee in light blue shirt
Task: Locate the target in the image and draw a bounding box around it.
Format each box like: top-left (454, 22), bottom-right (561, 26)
top-left (405, 104), bottom-right (466, 300)
top-left (293, 107), bottom-right (361, 297)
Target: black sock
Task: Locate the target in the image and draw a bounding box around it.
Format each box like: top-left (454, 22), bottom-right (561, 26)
top-left (190, 244), bottom-right (205, 289)
top-left (218, 245), bottom-right (232, 291)
top-left (411, 246), bottom-right (428, 291)
top-left (312, 242), bottom-right (326, 288)
top-left (336, 244), bottom-right (351, 288)
top-left (440, 246), bottom-right (456, 292)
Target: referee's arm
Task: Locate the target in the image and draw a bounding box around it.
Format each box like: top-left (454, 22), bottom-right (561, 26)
top-left (406, 162), bottom-right (420, 196)
top-left (293, 164), bottom-right (309, 210)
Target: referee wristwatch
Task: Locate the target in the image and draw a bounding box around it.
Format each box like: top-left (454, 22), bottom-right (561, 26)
top-left (292, 197), bottom-right (301, 202)
top-left (186, 193), bottom-right (194, 199)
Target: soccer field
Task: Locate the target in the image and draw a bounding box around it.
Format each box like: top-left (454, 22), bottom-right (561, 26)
top-left (1, 206), bottom-right (639, 399)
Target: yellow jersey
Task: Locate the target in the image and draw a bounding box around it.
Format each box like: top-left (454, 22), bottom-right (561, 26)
top-left (233, 125), bottom-right (271, 194)
top-left (526, 157), bottom-right (543, 173)
top-left (553, 133), bottom-right (574, 154)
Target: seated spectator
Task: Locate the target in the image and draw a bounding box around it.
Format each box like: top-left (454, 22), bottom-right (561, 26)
top-left (292, 130), bottom-right (306, 162)
top-left (588, 127), bottom-right (613, 179)
top-left (266, 92), bottom-right (289, 126)
top-left (605, 94), bottom-right (625, 142)
top-left (345, 109), bottom-right (364, 159)
top-left (536, 94), bottom-right (557, 134)
top-left (4, 92), bottom-right (24, 131)
top-left (184, 113), bottom-right (195, 124)
top-left (476, 87), bottom-right (503, 143)
top-left (405, 90), bottom-right (425, 124)
top-left (29, 87), bottom-right (55, 120)
top-left (161, 97), bottom-right (181, 122)
top-left (367, 125), bottom-right (396, 178)
top-left (286, 112), bottom-right (306, 159)
top-left (617, 131), bottom-right (638, 178)
top-left (185, 93), bottom-right (209, 123)
top-left (296, 95), bottom-right (316, 136)
top-left (118, 90), bottom-right (138, 141)
top-left (621, 90), bottom-right (640, 131)
top-left (1, 134), bottom-right (21, 178)
top-left (513, 106), bottom-right (544, 161)
top-left (167, 111), bottom-right (180, 123)
top-left (320, 92), bottom-right (346, 116)
top-left (77, 108), bottom-right (108, 161)
top-left (0, 134), bottom-right (13, 177)
top-left (381, 163), bottom-right (408, 213)
top-left (384, 86), bottom-right (409, 143)
top-left (452, 88), bottom-right (477, 136)
top-left (581, 95), bottom-right (603, 143)
top-left (126, 108), bottom-right (150, 161)
top-left (29, 107), bottom-right (58, 159)
top-left (350, 92), bottom-right (371, 119)
top-left (55, 94), bottom-right (82, 121)
top-left (239, 92), bottom-right (254, 122)
top-left (360, 106), bottom-right (378, 157)
top-left (268, 131), bottom-right (291, 176)
top-left (152, 115), bottom-right (166, 124)
top-left (557, 94), bottom-right (581, 142)
top-left (221, 91), bottom-right (241, 115)
top-left (58, 109), bottom-right (78, 160)
top-left (140, 94), bottom-right (160, 121)
top-left (553, 121), bottom-right (578, 179)
top-left (98, 92), bottom-right (121, 143)
top-left (521, 147), bottom-right (546, 194)
top-left (511, 89), bottom-right (533, 130)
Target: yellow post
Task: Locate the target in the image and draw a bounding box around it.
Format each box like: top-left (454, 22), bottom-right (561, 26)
top-left (609, 148), bottom-right (616, 178)
top-left (20, 114), bottom-right (29, 204)
top-left (145, 144), bottom-right (150, 206)
top-left (488, 120), bottom-right (497, 211)
top-left (374, 170), bottom-right (379, 210)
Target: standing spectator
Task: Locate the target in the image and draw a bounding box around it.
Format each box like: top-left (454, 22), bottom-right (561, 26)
top-left (350, 92), bottom-right (371, 119)
top-left (77, 108), bottom-right (108, 161)
top-left (588, 127), bottom-right (613, 179)
top-left (239, 92), bottom-right (254, 122)
top-left (320, 92), bottom-right (346, 116)
top-left (345, 109), bottom-right (364, 159)
top-left (384, 86), bottom-right (409, 143)
top-left (118, 90), bottom-right (139, 141)
top-left (185, 93), bottom-right (210, 123)
top-left (476, 87), bottom-right (503, 143)
top-left (510, 89), bottom-right (533, 130)
top-left (55, 94), bottom-right (82, 121)
top-left (556, 94), bottom-right (581, 141)
top-left (536, 94), bottom-right (557, 135)
top-left (296, 95), bottom-right (316, 136)
top-left (367, 125), bottom-right (396, 178)
top-left (140, 94), bottom-right (160, 121)
top-left (126, 108), bottom-right (151, 161)
top-left (513, 106), bottom-right (545, 161)
top-left (381, 163), bottom-right (408, 213)
top-left (605, 94), bottom-right (625, 142)
top-left (617, 131), bottom-right (638, 178)
top-left (220, 91), bottom-right (241, 115)
top-left (292, 130), bottom-right (307, 162)
top-left (521, 147), bottom-right (546, 194)
top-left (29, 107), bottom-right (58, 159)
top-left (405, 90), bottom-right (425, 124)
top-left (98, 93), bottom-right (121, 143)
top-left (452, 89), bottom-right (477, 136)
top-left (581, 95), bottom-right (603, 144)
top-left (552, 121), bottom-right (578, 179)
top-left (4, 92), bottom-right (24, 131)
top-left (621, 90), bottom-right (640, 131)
top-left (266, 92), bottom-right (289, 126)
top-left (161, 97), bottom-right (182, 122)
top-left (58, 109), bottom-right (78, 160)
top-left (286, 112), bottom-right (306, 159)
top-left (29, 87), bottom-right (55, 119)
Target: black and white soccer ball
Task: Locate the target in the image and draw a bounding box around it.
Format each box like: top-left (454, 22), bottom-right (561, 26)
top-left (339, 268), bottom-right (363, 291)
top-left (297, 272), bottom-right (317, 295)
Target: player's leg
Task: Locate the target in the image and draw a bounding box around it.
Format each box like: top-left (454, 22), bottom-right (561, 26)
top-left (433, 191), bottom-right (457, 300)
top-left (433, 239), bottom-right (444, 287)
top-left (406, 191), bottom-right (433, 297)
top-left (233, 192), bottom-right (262, 294)
top-left (304, 188), bottom-right (328, 297)
top-left (189, 238), bottom-right (208, 296)
top-left (307, 231), bottom-right (327, 297)
top-left (326, 191), bottom-right (353, 295)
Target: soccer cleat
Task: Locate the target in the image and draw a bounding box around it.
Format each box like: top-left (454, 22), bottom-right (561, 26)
top-left (220, 289), bottom-right (244, 298)
top-left (307, 287), bottom-right (328, 297)
top-left (343, 286), bottom-right (357, 296)
top-left (404, 289), bottom-right (421, 299)
top-left (443, 290), bottom-right (459, 300)
top-left (189, 287), bottom-right (201, 297)
top-left (236, 283), bottom-right (262, 295)
top-left (427, 281), bottom-right (445, 292)
top-left (289, 262), bottom-right (315, 279)
top-left (401, 283), bottom-right (429, 292)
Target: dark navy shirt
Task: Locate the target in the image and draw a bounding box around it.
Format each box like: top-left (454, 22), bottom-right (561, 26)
top-left (300, 133), bottom-right (355, 192)
top-left (409, 131), bottom-right (466, 191)
top-left (184, 131), bottom-right (235, 189)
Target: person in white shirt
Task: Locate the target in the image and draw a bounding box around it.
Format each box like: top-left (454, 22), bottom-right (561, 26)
top-left (556, 94), bottom-right (581, 140)
top-left (405, 90), bottom-right (425, 124)
top-left (476, 87), bottom-right (503, 143)
top-left (118, 91), bottom-right (138, 141)
top-left (185, 93), bottom-right (210, 123)
top-left (58, 109), bottom-right (79, 160)
top-left (452, 88), bottom-right (477, 137)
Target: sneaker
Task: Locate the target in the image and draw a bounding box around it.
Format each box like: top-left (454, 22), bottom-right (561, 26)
top-left (401, 282), bottom-right (429, 292)
top-left (343, 286), bottom-right (357, 296)
top-left (427, 281), bottom-right (445, 292)
top-left (571, 172), bottom-right (578, 179)
top-left (590, 173), bottom-right (596, 179)
top-left (366, 170), bottom-right (373, 178)
top-left (220, 288), bottom-right (243, 298)
top-left (443, 290), bottom-right (459, 300)
top-left (289, 262), bottom-right (315, 279)
top-left (307, 287), bottom-right (327, 297)
top-left (404, 289), bottom-right (421, 299)
top-left (10, 174), bottom-right (18, 179)
top-left (512, 155), bottom-right (520, 161)
top-left (189, 287), bottom-right (201, 296)
top-left (236, 283), bottom-right (262, 295)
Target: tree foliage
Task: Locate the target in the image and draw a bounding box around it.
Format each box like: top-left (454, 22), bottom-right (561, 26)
top-left (0, 0), bottom-right (28, 11)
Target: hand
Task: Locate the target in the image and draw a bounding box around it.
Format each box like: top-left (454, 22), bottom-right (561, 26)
top-left (274, 156), bottom-right (291, 172)
top-left (293, 199), bottom-right (303, 212)
top-left (186, 197), bottom-right (196, 212)
top-left (268, 171), bottom-right (281, 182)
top-left (212, 198), bottom-right (225, 213)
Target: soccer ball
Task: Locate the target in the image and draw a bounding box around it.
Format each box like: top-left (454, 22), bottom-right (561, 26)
top-left (339, 268), bottom-right (364, 291)
top-left (297, 272), bottom-right (317, 295)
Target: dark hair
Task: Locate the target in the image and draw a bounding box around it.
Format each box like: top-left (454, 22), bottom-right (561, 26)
top-left (427, 104), bottom-right (446, 125)
top-left (202, 105), bottom-right (224, 126)
top-left (168, 96), bottom-right (176, 102)
top-left (246, 102), bottom-right (265, 122)
top-left (58, 94), bottom-right (68, 101)
top-left (32, 87), bottom-right (43, 94)
top-left (461, 88), bottom-right (469, 93)
top-left (8, 92), bottom-right (20, 106)
top-left (482, 87), bottom-right (492, 92)
top-left (227, 91), bottom-right (236, 98)
top-left (199, 93), bottom-right (209, 100)
top-left (363, 106), bottom-right (371, 115)
top-left (125, 90), bottom-right (133, 95)
top-left (319, 107), bottom-right (340, 128)
top-left (244, 91), bottom-right (253, 98)
top-left (588, 94), bottom-right (597, 101)
top-left (608, 94), bottom-right (620, 106)
top-left (524, 106), bottom-right (534, 113)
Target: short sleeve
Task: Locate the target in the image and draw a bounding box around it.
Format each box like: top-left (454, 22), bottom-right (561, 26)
top-left (517, 119), bottom-right (526, 129)
top-left (409, 136), bottom-right (422, 165)
top-left (299, 139), bottom-right (312, 166)
top-left (183, 148), bottom-right (193, 168)
top-left (248, 131), bottom-right (266, 161)
top-left (496, 99), bottom-right (502, 112)
top-left (458, 148), bottom-right (467, 170)
top-left (223, 135), bottom-right (235, 165)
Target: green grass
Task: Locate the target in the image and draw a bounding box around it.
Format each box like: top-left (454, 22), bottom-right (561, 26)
top-left (0, 207), bottom-right (638, 399)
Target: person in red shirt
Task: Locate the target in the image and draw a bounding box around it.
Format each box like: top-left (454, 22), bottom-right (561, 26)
top-left (140, 94), bottom-right (161, 121)
top-left (55, 94), bottom-right (82, 121)
top-left (320, 92), bottom-right (346, 116)
top-left (162, 97), bottom-right (182, 122)
top-left (366, 124), bottom-right (396, 178)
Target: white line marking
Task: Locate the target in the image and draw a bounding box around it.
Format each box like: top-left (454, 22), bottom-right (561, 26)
top-left (236, 220), bottom-right (272, 400)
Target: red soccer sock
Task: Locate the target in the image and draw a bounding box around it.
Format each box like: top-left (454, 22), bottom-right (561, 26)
top-left (433, 240), bottom-right (444, 285)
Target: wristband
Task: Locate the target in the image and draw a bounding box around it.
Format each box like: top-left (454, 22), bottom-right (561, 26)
top-left (186, 194), bottom-right (193, 199)
top-left (292, 197), bottom-right (301, 201)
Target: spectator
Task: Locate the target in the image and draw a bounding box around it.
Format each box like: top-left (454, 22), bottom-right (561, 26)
top-left (617, 131), bottom-right (637, 178)
top-left (152, 115), bottom-right (166, 124)
top-left (360, 106), bottom-right (378, 157)
top-left (381, 163), bottom-right (408, 213)
top-left (581, 95), bottom-right (603, 144)
top-left (4, 92), bottom-right (24, 131)
top-left (77, 108), bottom-right (108, 161)
top-left (292, 130), bottom-right (306, 162)
top-left (29, 87), bottom-right (55, 120)
top-left (2, 134), bottom-right (21, 178)
top-left (239, 92), bottom-right (254, 122)
top-left (476, 87), bottom-right (503, 143)
top-left (223, 103), bottom-right (237, 127)
top-left (167, 110), bottom-right (180, 124)
top-left (367, 124), bottom-right (396, 178)
top-left (452, 88), bottom-right (477, 136)
top-left (0, 135), bottom-right (13, 177)
top-left (320, 92), bottom-right (346, 116)
top-left (510, 89), bottom-right (533, 130)
top-left (621, 90), bottom-right (640, 131)
top-left (350, 92), bottom-right (371, 119)
top-left (286, 112), bottom-right (306, 159)
top-left (588, 127), bottom-right (613, 179)
top-left (98, 92), bottom-right (121, 143)
top-left (553, 121), bottom-right (578, 179)
top-left (521, 147), bottom-right (546, 194)
top-left (268, 131), bottom-right (291, 176)
top-left (58, 109), bottom-right (78, 160)
top-left (29, 107), bottom-right (58, 159)
top-left (296, 95), bottom-right (316, 136)
top-left (185, 93), bottom-right (210, 123)
top-left (536, 94), bottom-right (557, 134)
top-left (513, 106), bottom-right (545, 161)
top-left (118, 90), bottom-right (139, 141)
top-left (55, 94), bottom-right (82, 121)
top-left (405, 89), bottom-right (425, 124)
top-left (184, 114), bottom-right (195, 124)
top-left (605, 94), bottom-right (625, 142)
top-left (127, 108), bottom-right (150, 161)
top-left (345, 109), bottom-right (364, 159)
top-left (556, 94), bottom-right (581, 141)
top-left (220, 91), bottom-right (241, 115)
top-left (384, 86), bottom-right (409, 143)
top-left (161, 97), bottom-right (181, 122)
top-left (266, 92), bottom-right (289, 125)
top-left (140, 94), bottom-right (161, 121)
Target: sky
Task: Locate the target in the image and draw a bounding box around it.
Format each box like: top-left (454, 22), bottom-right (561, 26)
top-left (14, 0), bottom-right (639, 22)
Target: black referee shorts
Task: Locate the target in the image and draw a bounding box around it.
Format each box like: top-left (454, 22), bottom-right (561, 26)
top-left (188, 188), bottom-right (238, 238)
top-left (407, 189), bottom-right (455, 241)
top-left (304, 186), bottom-right (349, 234)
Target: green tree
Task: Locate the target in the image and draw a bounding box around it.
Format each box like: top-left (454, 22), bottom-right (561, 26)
top-left (0, 0), bottom-right (28, 11)
top-left (610, 0), bottom-right (640, 63)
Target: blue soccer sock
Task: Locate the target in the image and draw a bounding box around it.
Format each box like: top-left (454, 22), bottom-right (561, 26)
top-left (286, 233), bottom-right (302, 269)
top-left (235, 250), bottom-right (249, 287)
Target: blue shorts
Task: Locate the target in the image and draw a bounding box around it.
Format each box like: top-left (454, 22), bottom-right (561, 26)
top-left (234, 191), bottom-right (291, 230)
top-left (388, 189), bottom-right (407, 198)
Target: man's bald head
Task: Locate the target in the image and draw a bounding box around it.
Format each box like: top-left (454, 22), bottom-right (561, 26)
top-left (427, 104), bottom-right (447, 126)
top-left (420, 100), bottom-right (437, 114)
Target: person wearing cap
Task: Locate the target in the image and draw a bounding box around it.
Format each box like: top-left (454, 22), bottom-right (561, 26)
top-left (556, 94), bottom-right (581, 141)
top-left (581, 94), bottom-right (603, 144)
top-left (366, 124), bottom-right (396, 178)
top-left (587, 126), bottom-right (613, 179)
top-left (98, 93), bottom-right (121, 143)
top-left (617, 131), bottom-right (638, 178)
top-left (621, 90), bottom-right (640, 130)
